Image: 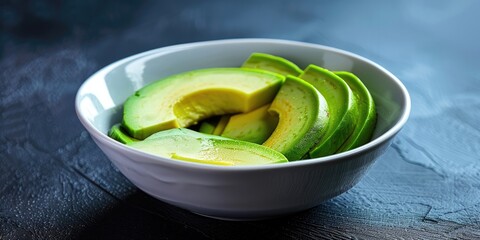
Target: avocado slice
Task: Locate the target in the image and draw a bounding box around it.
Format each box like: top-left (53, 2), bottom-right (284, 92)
top-left (197, 115), bottom-right (230, 135)
top-left (108, 123), bottom-right (139, 144)
top-left (198, 121), bottom-right (216, 135)
top-left (299, 65), bottom-right (356, 158)
top-left (198, 117), bottom-right (220, 134)
top-left (127, 128), bottom-right (288, 166)
top-left (335, 72), bottom-right (377, 152)
top-left (123, 68), bottom-right (284, 139)
top-left (242, 52), bottom-right (303, 76)
top-left (262, 76), bottom-right (329, 161)
top-left (212, 115), bottom-right (230, 135)
top-left (219, 53), bottom-right (300, 144)
top-left (221, 104), bottom-right (278, 144)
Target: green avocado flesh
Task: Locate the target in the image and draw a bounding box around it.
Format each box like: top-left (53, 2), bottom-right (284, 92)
top-left (221, 104), bottom-right (278, 144)
top-left (299, 65), bottom-right (357, 158)
top-left (262, 76), bottom-right (329, 161)
top-left (212, 115), bottom-right (230, 135)
top-left (109, 52), bottom-right (377, 166)
top-left (198, 119), bottom-right (217, 134)
top-left (123, 68), bottom-right (284, 139)
top-left (127, 128), bottom-right (288, 166)
top-left (108, 124), bottom-right (139, 144)
top-left (242, 52), bottom-right (303, 76)
top-left (335, 72), bottom-right (377, 152)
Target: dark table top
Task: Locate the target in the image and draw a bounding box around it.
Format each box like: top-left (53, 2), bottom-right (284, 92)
top-left (1, 1), bottom-right (479, 239)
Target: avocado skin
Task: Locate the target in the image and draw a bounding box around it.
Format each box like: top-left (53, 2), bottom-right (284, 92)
top-left (299, 65), bottom-right (356, 158)
top-left (335, 72), bottom-right (377, 152)
top-left (242, 52), bottom-right (303, 76)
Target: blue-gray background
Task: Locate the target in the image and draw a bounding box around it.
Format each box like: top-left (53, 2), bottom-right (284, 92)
top-left (1, 0), bottom-right (479, 239)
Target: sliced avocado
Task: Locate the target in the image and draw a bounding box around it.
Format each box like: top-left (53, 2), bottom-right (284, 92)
top-left (242, 53), bottom-right (303, 76)
top-left (335, 72), bottom-right (377, 152)
top-left (128, 128), bottom-right (288, 166)
top-left (108, 123), bottom-right (139, 144)
top-left (123, 68), bottom-right (284, 139)
top-left (262, 76), bottom-right (329, 161)
top-left (197, 115), bottom-right (229, 135)
top-left (299, 65), bottom-right (356, 158)
top-left (198, 115), bottom-right (229, 135)
top-left (221, 53), bottom-right (299, 145)
top-left (221, 104), bottom-right (278, 144)
top-left (198, 117), bottom-right (220, 134)
top-left (212, 115), bottom-right (230, 135)
top-left (198, 121), bottom-right (216, 134)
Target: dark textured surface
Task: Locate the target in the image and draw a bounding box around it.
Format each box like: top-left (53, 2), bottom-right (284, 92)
top-left (1, 0), bottom-right (480, 239)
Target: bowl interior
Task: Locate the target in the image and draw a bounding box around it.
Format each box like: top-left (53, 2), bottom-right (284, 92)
top-left (77, 39), bottom-right (408, 148)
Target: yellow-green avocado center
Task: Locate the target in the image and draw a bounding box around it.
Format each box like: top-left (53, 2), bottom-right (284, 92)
top-left (123, 68), bottom-right (284, 139)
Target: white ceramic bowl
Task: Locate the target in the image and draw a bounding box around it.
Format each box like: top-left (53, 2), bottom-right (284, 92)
top-left (75, 39), bottom-right (410, 220)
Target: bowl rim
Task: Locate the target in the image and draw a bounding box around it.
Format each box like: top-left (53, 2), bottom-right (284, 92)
top-left (75, 38), bottom-right (411, 172)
